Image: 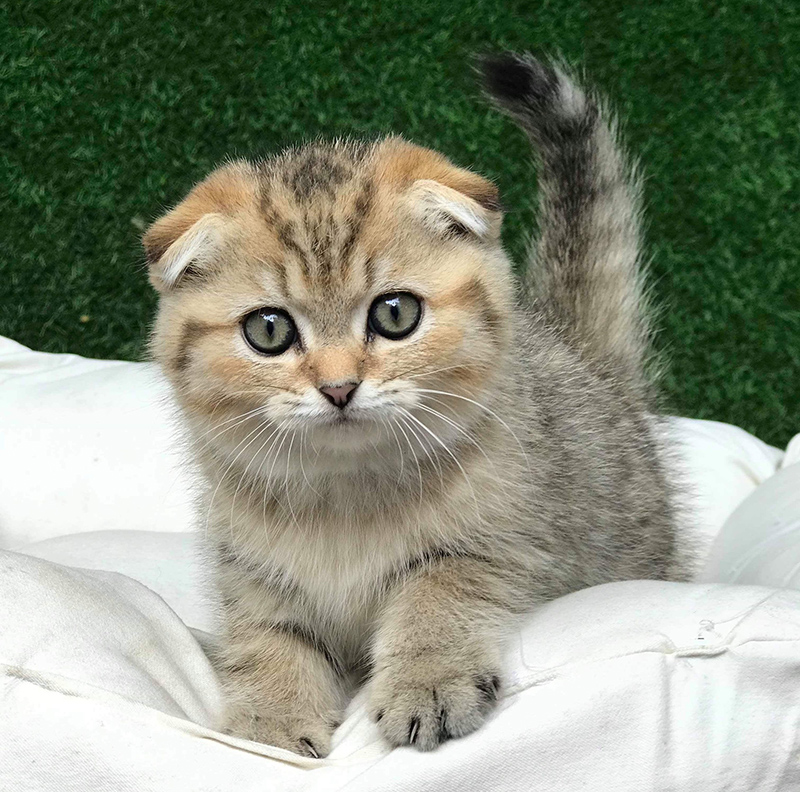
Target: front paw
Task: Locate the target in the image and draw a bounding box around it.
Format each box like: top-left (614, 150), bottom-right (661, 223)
top-left (369, 655), bottom-right (501, 751)
top-left (222, 704), bottom-right (334, 758)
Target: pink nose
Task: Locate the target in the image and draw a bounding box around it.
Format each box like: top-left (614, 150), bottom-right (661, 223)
top-left (319, 382), bottom-right (359, 408)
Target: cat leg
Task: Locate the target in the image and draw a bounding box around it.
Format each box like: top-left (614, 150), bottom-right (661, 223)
top-left (215, 619), bottom-right (345, 758)
top-left (368, 555), bottom-right (521, 751)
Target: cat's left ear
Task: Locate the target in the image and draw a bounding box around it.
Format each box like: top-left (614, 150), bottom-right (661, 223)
top-left (407, 178), bottom-right (503, 240)
top-left (377, 138), bottom-right (503, 241)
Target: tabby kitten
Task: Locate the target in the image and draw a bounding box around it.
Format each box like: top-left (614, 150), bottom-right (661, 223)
top-left (144, 54), bottom-right (685, 756)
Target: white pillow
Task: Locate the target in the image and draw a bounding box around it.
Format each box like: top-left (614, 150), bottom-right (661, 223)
top-left (700, 461), bottom-right (800, 588)
top-left (0, 336), bottom-right (196, 549)
top-left (17, 529), bottom-right (217, 633)
top-left (2, 547), bottom-right (799, 792)
top-left (666, 416), bottom-right (785, 556)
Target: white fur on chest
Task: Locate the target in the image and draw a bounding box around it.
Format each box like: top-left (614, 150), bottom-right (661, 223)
top-left (206, 437), bottom-right (505, 637)
top-left (230, 493), bottom-right (429, 623)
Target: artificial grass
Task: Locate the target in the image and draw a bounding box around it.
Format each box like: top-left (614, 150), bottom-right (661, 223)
top-left (1, 0), bottom-right (798, 445)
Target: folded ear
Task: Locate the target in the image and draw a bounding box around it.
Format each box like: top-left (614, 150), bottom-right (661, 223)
top-left (407, 179), bottom-right (500, 239)
top-left (143, 212), bottom-right (225, 292)
top-left (142, 162), bottom-right (255, 292)
top-left (376, 137), bottom-right (503, 241)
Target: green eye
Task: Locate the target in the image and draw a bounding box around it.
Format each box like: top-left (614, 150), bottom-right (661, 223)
top-left (368, 292), bottom-right (422, 340)
top-left (242, 308), bottom-right (297, 355)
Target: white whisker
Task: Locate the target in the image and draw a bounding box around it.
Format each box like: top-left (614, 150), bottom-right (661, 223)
top-left (204, 418), bottom-right (275, 540)
top-left (415, 403), bottom-right (491, 463)
top-left (198, 404), bottom-right (269, 446)
top-left (394, 414), bottom-right (424, 508)
top-left (228, 422), bottom-right (283, 526)
top-left (414, 388), bottom-right (529, 466)
top-left (260, 425), bottom-right (289, 533)
top-left (298, 425), bottom-right (321, 496)
top-left (402, 364), bottom-right (485, 381)
top-left (285, 430), bottom-right (304, 529)
top-left (382, 415), bottom-right (405, 491)
top-left (399, 407), bottom-right (481, 520)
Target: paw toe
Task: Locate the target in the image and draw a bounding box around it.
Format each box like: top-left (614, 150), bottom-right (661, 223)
top-left (371, 670), bottom-right (502, 751)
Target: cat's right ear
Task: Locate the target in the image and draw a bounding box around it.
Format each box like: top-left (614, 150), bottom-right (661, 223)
top-left (143, 208), bottom-right (225, 292)
top-left (142, 163), bottom-right (255, 292)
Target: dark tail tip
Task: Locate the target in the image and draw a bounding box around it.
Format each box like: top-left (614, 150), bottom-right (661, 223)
top-left (477, 52), bottom-right (558, 110)
top-left (478, 53), bottom-right (535, 103)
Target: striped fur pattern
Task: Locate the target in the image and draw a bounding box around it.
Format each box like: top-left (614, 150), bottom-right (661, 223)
top-left (481, 53), bottom-right (651, 394)
top-left (144, 55), bottom-right (685, 756)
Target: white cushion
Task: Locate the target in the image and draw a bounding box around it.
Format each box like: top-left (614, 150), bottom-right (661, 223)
top-left (700, 457), bottom-right (800, 589)
top-left (0, 336), bottom-right (196, 549)
top-left (2, 548), bottom-right (799, 791)
top-left (17, 530), bottom-right (216, 633)
top-left (666, 416), bottom-right (786, 558)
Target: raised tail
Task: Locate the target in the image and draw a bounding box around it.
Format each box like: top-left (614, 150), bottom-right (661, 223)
top-left (480, 53), bottom-right (651, 392)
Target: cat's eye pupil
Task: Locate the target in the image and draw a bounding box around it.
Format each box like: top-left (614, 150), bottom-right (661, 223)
top-left (368, 292), bottom-right (422, 340)
top-left (242, 308), bottom-right (297, 355)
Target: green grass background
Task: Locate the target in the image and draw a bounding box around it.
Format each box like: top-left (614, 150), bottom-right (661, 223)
top-left (2, 0), bottom-right (798, 445)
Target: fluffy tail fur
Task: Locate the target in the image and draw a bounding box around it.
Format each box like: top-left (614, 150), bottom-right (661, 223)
top-left (480, 53), bottom-right (650, 392)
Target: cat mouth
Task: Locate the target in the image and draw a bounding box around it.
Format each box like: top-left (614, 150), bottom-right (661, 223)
top-left (321, 409), bottom-right (356, 426)
top-left (306, 403), bottom-right (387, 431)
top-left (320, 407), bottom-right (376, 429)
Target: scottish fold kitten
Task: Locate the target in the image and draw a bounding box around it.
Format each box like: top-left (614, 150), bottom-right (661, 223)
top-left (144, 54), bottom-right (686, 756)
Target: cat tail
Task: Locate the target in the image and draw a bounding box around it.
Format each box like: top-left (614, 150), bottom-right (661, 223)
top-left (479, 53), bottom-right (652, 392)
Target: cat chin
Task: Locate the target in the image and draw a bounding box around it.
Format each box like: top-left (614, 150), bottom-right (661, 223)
top-left (304, 415), bottom-right (387, 453)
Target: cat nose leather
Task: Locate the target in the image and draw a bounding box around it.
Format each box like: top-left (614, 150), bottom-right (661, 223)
top-left (319, 382), bottom-right (359, 408)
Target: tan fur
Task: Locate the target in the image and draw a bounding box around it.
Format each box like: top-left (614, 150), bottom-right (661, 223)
top-left (145, 64), bottom-right (684, 756)
top-left (374, 137), bottom-right (500, 211)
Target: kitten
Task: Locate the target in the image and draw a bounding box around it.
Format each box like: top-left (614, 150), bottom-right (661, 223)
top-left (143, 54), bottom-right (686, 756)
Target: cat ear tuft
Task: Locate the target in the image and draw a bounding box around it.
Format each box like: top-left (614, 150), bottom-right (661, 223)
top-left (142, 161), bottom-right (256, 292)
top-left (376, 138), bottom-right (502, 241)
top-left (408, 179), bottom-right (502, 241)
top-left (144, 212), bottom-right (224, 292)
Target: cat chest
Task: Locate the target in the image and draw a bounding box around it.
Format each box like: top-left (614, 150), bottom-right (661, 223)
top-left (228, 510), bottom-right (421, 623)
top-left (217, 478), bottom-right (473, 647)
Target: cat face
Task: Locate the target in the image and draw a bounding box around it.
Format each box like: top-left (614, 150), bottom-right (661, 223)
top-left (145, 138), bottom-right (514, 471)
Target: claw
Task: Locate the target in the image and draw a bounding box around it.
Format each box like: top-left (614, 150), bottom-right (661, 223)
top-left (437, 708), bottom-right (451, 744)
top-left (299, 738), bottom-right (319, 759)
top-left (474, 674), bottom-right (500, 702)
top-left (408, 717), bottom-right (420, 745)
